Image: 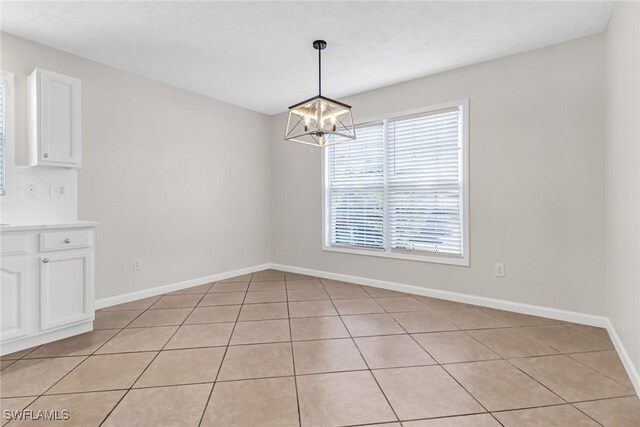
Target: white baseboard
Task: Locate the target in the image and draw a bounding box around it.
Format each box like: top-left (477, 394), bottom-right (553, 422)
top-left (269, 263), bottom-right (608, 327)
top-left (1, 321), bottom-right (93, 356)
top-left (94, 263), bottom-right (271, 310)
top-left (605, 319), bottom-right (640, 395)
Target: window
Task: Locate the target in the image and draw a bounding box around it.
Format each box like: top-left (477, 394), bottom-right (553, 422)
top-left (0, 71), bottom-right (14, 197)
top-left (323, 101), bottom-right (469, 265)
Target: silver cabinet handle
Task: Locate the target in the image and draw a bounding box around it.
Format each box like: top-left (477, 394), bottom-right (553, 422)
top-left (42, 258), bottom-right (49, 263)
top-left (43, 153), bottom-right (49, 158)
top-left (64, 239), bottom-right (71, 244)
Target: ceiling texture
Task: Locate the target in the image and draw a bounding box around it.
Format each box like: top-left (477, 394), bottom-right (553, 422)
top-left (1, 1), bottom-right (612, 115)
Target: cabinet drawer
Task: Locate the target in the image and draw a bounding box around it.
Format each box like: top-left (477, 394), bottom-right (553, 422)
top-left (40, 230), bottom-right (91, 252)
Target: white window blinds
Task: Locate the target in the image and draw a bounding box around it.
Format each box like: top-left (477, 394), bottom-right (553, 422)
top-left (388, 108), bottom-right (463, 255)
top-left (326, 104), bottom-right (466, 261)
top-left (328, 123), bottom-right (385, 249)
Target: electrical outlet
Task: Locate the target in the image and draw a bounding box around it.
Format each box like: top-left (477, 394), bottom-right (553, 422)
top-left (25, 183), bottom-right (36, 197)
top-left (283, 241), bottom-right (289, 251)
top-left (133, 259), bottom-right (142, 271)
top-left (50, 183), bottom-right (66, 198)
top-left (494, 263), bottom-right (505, 277)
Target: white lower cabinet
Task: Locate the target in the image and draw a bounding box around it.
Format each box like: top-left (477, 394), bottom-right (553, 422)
top-left (1, 256), bottom-right (30, 342)
top-left (0, 225), bottom-right (95, 355)
top-left (40, 251), bottom-right (92, 331)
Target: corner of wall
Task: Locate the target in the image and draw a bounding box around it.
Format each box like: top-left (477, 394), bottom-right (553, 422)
top-left (603, 1), bottom-right (640, 396)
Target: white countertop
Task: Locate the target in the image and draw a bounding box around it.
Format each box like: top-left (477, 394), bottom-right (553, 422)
top-left (0, 220), bottom-right (98, 232)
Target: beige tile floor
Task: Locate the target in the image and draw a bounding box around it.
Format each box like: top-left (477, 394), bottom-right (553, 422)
top-left (1, 269), bottom-right (638, 426)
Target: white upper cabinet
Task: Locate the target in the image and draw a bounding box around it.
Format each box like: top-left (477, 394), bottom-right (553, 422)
top-left (28, 68), bottom-right (82, 168)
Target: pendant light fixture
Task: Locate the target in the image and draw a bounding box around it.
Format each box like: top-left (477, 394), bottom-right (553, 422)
top-left (284, 40), bottom-right (356, 147)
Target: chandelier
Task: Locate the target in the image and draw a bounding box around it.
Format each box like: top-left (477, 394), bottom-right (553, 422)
top-left (284, 40), bottom-right (356, 147)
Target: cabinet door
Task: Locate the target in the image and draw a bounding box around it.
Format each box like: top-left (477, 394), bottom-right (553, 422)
top-left (29, 69), bottom-right (82, 167)
top-left (1, 256), bottom-right (30, 341)
top-left (40, 251), bottom-right (92, 331)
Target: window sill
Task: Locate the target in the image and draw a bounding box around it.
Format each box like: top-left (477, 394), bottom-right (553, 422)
top-left (322, 245), bottom-right (469, 266)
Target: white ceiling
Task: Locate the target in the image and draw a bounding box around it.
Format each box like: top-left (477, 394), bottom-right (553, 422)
top-left (1, 1), bottom-right (612, 115)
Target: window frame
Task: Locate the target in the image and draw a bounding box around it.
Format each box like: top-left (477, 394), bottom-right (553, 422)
top-left (0, 70), bottom-right (15, 199)
top-left (322, 99), bottom-right (470, 266)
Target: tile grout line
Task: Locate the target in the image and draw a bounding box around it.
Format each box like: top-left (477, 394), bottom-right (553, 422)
top-left (496, 341), bottom-right (630, 411)
top-left (340, 410), bottom-right (493, 427)
top-left (387, 307), bottom-right (497, 421)
top-left (99, 282), bottom-right (214, 427)
top-left (28, 327), bottom-right (604, 362)
top-left (98, 308), bottom-right (611, 345)
top-left (26, 294), bottom-right (162, 409)
top-left (4, 295), bottom-right (158, 360)
top-left (17, 295), bottom-right (164, 426)
top-left (449, 327), bottom-right (578, 416)
top-left (11, 374), bottom-right (637, 404)
top-left (489, 412), bottom-right (508, 427)
top-left (489, 400), bottom-right (607, 427)
top-left (564, 351), bottom-right (637, 389)
top-left (323, 280), bottom-right (401, 424)
top-left (567, 404), bottom-right (607, 427)
top-left (285, 273), bottom-right (304, 427)
top-left (197, 275), bottom-right (251, 427)
top-left (335, 292), bottom-right (621, 425)
top-left (6, 315), bottom-right (625, 362)
top-left (1, 344), bottom-right (39, 362)
top-left (493, 347), bottom-right (607, 427)
top-left (442, 330), bottom-right (564, 425)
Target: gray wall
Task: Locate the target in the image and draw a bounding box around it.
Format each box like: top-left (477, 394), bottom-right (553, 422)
top-left (1, 33), bottom-right (272, 300)
top-left (271, 35), bottom-right (606, 316)
top-left (605, 2), bottom-right (640, 384)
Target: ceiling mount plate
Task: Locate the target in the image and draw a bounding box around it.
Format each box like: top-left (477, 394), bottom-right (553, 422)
top-left (313, 40), bottom-right (327, 50)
